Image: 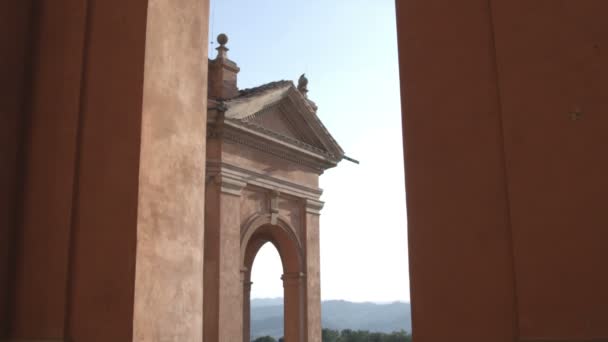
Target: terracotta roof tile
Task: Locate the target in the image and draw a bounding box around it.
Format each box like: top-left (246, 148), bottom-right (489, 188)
top-left (236, 80), bottom-right (293, 98)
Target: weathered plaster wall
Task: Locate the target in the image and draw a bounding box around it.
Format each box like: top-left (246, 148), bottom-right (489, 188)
top-left (204, 183), bottom-right (244, 342)
top-left (218, 191), bottom-right (244, 342)
top-left (397, 1), bottom-right (608, 341)
top-left (133, 0), bottom-right (210, 340)
top-left (396, 1), bottom-right (517, 341)
top-left (206, 135), bottom-right (223, 161)
top-left (8, 1), bottom-right (146, 339)
top-left (278, 196), bottom-right (303, 238)
top-left (6, 0), bottom-right (209, 340)
top-left (203, 183), bottom-right (221, 342)
top-left (240, 187), bottom-right (269, 225)
top-left (304, 212), bottom-right (321, 342)
top-left (11, 1), bottom-right (89, 338)
top-left (63, 1), bottom-right (149, 340)
top-left (491, 3), bottom-right (608, 339)
top-left (0, 1), bottom-right (33, 337)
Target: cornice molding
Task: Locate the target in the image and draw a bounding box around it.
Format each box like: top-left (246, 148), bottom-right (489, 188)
top-left (206, 161), bottom-right (323, 201)
top-left (304, 198), bottom-right (324, 215)
top-left (207, 113), bottom-right (340, 172)
top-left (213, 173), bottom-right (246, 196)
top-left (232, 118), bottom-right (331, 157)
top-left (222, 121), bottom-right (337, 172)
top-left (285, 88), bottom-right (344, 157)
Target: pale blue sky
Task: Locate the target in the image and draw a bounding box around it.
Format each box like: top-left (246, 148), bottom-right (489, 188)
top-left (209, 0), bottom-right (409, 302)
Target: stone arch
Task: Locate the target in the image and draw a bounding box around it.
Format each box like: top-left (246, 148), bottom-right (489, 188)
top-left (240, 213), bottom-right (304, 274)
top-left (240, 213), bottom-right (306, 342)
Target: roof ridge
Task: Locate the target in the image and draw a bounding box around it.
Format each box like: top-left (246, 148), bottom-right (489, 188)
top-left (237, 80), bottom-right (293, 98)
top-left (221, 78), bottom-right (345, 160)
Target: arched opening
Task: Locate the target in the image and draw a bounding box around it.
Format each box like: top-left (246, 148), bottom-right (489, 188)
top-left (249, 242), bottom-right (284, 340)
top-left (242, 220), bottom-right (305, 342)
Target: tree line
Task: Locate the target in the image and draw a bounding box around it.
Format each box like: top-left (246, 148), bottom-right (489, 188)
top-left (252, 328), bottom-right (412, 342)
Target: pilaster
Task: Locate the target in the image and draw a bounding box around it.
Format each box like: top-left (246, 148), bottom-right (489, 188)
top-left (282, 272), bottom-right (306, 342)
top-left (215, 174), bottom-right (247, 197)
top-left (204, 175), bottom-right (245, 342)
top-left (241, 268), bottom-right (252, 342)
top-left (303, 199), bottom-right (322, 342)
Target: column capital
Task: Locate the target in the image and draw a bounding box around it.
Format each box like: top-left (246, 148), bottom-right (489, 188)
top-left (304, 198), bottom-right (324, 215)
top-left (214, 174), bottom-right (246, 196)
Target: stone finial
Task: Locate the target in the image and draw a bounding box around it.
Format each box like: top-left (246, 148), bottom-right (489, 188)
top-left (215, 33), bottom-right (229, 59)
top-left (217, 33), bottom-right (228, 45)
top-left (208, 33), bottom-right (240, 99)
top-left (297, 73), bottom-right (309, 97)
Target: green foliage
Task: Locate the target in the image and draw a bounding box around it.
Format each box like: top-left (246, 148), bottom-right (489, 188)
top-left (322, 328), bottom-right (340, 342)
top-left (253, 336), bottom-right (277, 342)
top-left (320, 328), bottom-right (412, 342)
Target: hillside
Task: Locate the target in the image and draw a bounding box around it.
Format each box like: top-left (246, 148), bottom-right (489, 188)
top-left (250, 299), bottom-right (411, 340)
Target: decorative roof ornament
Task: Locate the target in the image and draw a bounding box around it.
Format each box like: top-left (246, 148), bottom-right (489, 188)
top-left (297, 73), bottom-right (309, 97)
top-left (208, 33), bottom-right (240, 99)
top-left (216, 33), bottom-right (229, 60)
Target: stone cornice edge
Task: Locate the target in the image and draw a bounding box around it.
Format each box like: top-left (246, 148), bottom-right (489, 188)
top-left (207, 161), bottom-right (323, 201)
top-left (304, 198), bottom-right (324, 215)
top-left (213, 173), bottom-right (246, 196)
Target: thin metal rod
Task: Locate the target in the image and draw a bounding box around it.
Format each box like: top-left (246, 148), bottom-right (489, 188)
top-left (343, 155), bottom-right (360, 164)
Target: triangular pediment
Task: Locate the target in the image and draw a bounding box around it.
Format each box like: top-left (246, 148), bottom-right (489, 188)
top-left (223, 82), bottom-right (344, 160)
top-left (240, 101), bottom-right (326, 150)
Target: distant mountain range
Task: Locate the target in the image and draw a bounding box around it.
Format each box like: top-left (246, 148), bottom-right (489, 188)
top-left (251, 298), bottom-right (411, 340)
